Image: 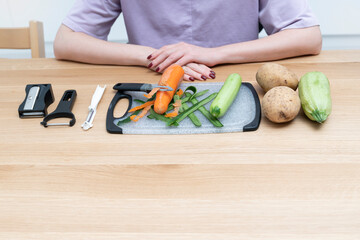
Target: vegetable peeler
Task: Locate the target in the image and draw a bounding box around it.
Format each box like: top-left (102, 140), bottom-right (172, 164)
top-left (18, 84), bottom-right (54, 118)
top-left (112, 83), bottom-right (173, 92)
top-left (41, 90), bottom-right (77, 127)
top-left (106, 83), bottom-right (173, 134)
top-left (82, 85), bottom-right (106, 131)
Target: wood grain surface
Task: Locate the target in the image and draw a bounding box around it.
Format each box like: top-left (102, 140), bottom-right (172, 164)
top-left (0, 50), bottom-right (360, 239)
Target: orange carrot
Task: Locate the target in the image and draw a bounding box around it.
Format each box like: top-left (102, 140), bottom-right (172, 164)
top-left (176, 89), bottom-right (184, 97)
top-left (165, 111), bottom-right (178, 118)
top-left (128, 100), bottom-right (155, 112)
top-left (144, 88), bottom-right (160, 99)
top-left (165, 99), bottom-right (182, 118)
top-left (130, 105), bottom-right (152, 122)
top-left (154, 64), bottom-right (184, 114)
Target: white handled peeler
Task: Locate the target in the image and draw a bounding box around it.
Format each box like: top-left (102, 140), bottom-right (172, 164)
top-left (82, 85), bottom-right (106, 130)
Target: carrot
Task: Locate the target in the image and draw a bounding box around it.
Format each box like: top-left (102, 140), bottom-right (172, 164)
top-left (154, 64), bottom-right (184, 114)
top-left (165, 99), bottom-right (182, 118)
top-left (176, 89), bottom-right (184, 97)
top-left (128, 100), bottom-right (155, 112)
top-left (164, 111), bottom-right (178, 118)
top-left (144, 88), bottom-right (160, 99)
top-left (130, 105), bottom-right (152, 122)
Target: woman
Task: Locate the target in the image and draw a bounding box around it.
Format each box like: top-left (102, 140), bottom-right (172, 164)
top-left (54, 0), bottom-right (322, 81)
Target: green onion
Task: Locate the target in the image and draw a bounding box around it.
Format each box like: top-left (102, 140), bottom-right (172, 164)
top-left (190, 97), bottom-right (223, 128)
top-left (180, 102), bottom-right (201, 127)
top-left (168, 92), bottom-right (217, 126)
top-left (149, 108), bottom-right (179, 126)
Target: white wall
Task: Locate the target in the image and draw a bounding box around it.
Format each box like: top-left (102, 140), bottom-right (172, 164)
top-left (1, 0), bottom-right (359, 58)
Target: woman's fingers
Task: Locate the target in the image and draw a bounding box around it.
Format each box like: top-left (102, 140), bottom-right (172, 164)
top-left (148, 52), bottom-right (171, 72)
top-left (148, 42), bottom-right (199, 72)
top-left (186, 63), bottom-right (216, 80)
top-left (183, 73), bottom-right (195, 82)
top-left (148, 45), bottom-right (179, 72)
top-left (147, 42), bottom-right (219, 73)
top-left (183, 65), bottom-right (207, 81)
top-left (147, 44), bottom-right (216, 80)
top-left (147, 44), bottom-right (172, 61)
top-left (152, 52), bottom-right (185, 72)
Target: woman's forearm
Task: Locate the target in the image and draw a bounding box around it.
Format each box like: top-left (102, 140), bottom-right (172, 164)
top-left (214, 26), bottom-right (322, 65)
top-left (54, 25), bottom-right (154, 66)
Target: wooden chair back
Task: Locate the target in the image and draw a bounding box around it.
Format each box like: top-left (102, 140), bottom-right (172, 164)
top-left (0, 21), bottom-right (45, 58)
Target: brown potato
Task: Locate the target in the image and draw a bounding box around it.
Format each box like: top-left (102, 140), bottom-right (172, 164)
top-left (256, 63), bottom-right (298, 92)
top-left (262, 86), bottom-right (301, 123)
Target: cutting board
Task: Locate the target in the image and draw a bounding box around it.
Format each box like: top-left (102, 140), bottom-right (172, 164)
top-left (106, 82), bottom-right (261, 134)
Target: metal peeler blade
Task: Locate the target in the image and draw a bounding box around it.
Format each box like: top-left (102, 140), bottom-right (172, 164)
top-left (153, 85), bottom-right (173, 92)
top-left (41, 90), bottom-right (77, 127)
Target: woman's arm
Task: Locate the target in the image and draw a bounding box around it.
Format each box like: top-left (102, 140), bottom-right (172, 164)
top-left (53, 25), bottom-right (215, 82)
top-left (148, 26), bottom-right (322, 71)
top-left (216, 26), bottom-right (322, 64)
top-left (53, 24), bottom-right (155, 66)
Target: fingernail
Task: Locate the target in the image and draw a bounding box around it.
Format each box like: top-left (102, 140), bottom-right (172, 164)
top-left (148, 62), bottom-right (153, 68)
top-left (189, 77), bottom-right (195, 81)
top-left (147, 54), bottom-right (152, 60)
top-left (201, 75), bottom-right (207, 80)
top-left (209, 73), bottom-right (215, 79)
top-left (210, 71), bottom-right (216, 75)
top-left (155, 67), bottom-right (160, 72)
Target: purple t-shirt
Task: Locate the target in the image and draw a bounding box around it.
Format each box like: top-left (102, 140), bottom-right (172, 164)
top-left (63, 0), bottom-right (319, 49)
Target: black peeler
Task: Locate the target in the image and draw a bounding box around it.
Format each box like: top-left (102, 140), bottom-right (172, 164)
top-left (106, 83), bottom-right (172, 134)
top-left (112, 83), bottom-right (173, 92)
top-left (41, 90), bottom-right (77, 127)
top-left (18, 84), bottom-right (54, 118)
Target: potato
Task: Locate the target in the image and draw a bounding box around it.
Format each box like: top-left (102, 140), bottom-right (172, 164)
top-left (262, 86), bottom-right (301, 123)
top-left (256, 63), bottom-right (298, 92)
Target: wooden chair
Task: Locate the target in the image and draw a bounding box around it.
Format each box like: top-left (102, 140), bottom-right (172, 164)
top-left (0, 21), bottom-right (45, 58)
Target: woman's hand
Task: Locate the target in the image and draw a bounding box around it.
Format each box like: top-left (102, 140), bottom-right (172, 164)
top-left (147, 42), bottom-right (219, 73)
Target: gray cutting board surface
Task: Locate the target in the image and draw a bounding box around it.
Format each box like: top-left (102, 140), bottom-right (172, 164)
top-left (114, 82), bottom-right (259, 134)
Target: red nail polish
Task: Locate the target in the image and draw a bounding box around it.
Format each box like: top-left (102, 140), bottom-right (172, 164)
top-left (189, 77), bottom-right (195, 81)
top-left (155, 67), bottom-right (160, 72)
top-left (201, 75), bottom-right (207, 80)
top-left (210, 73), bottom-right (215, 79)
top-left (148, 62), bottom-right (153, 68)
top-left (147, 54), bottom-right (152, 60)
top-left (210, 71), bottom-right (215, 75)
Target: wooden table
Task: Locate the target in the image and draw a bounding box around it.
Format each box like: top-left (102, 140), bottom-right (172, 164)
top-left (0, 50), bottom-right (359, 239)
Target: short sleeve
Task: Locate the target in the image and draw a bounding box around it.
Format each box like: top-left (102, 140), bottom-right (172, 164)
top-left (259, 0), bottom-right (319, 35)
top-left (62, 0), bottom-right (121, 40)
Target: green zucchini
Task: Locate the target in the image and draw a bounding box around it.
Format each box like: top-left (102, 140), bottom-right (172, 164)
top-left (298, 71), bottom-right (332, 123)
top-left (210, 73), bottom-right (242, 118)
